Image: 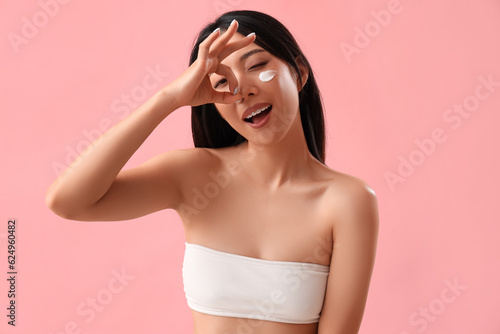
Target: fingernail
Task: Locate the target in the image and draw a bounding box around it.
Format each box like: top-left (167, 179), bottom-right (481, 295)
top-left (235, 99), bottom-right (243, 103)
top-left (212, 27), bottom-right (220, 34)
top-left (231, 19), bottom-right (237, 26)
top-left (246, 32), bottom-right (255, 38)
top-left (233, 86), bottom-right (239, 95)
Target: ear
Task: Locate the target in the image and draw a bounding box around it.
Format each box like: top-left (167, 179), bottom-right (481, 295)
top-left (295, 56), bottom-right (309, 92)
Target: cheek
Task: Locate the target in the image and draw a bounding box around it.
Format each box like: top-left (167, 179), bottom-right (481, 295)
top-left (274, 71), bottom-right (301, 115)
top-left (259, 70), bottom-right (278, 82)
top-left (275, 69), bottom-right (300, 98)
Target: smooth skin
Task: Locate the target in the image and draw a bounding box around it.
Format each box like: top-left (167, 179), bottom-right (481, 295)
top-left (46, 20), bottom-right (379, 334)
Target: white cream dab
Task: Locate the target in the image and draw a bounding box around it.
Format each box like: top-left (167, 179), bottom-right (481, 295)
top-left (259, 70), bottom-right (277, 82)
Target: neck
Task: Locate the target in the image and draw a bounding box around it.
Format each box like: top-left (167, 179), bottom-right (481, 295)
top-left (239, 114), bottom-right (319, 189)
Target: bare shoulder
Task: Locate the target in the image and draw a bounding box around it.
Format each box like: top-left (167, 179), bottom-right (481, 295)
top-left (142, 146), bottom-right (223, 195)
top-left (317, 167), bottom-right (379, 232)
top-left (150, 146), bottom-right (222, 175)
top-left (154, 146), bottom-right (218, 164)
top-left (315, 165), bottom-right (377, 201)
top-left (154, 145), bottom-right (231, 188)
top-left (328, 169), bottom-right (377, 202)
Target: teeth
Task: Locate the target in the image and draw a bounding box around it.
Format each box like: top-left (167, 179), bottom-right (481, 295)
top-left (245, 105), bottom-right (271, 120)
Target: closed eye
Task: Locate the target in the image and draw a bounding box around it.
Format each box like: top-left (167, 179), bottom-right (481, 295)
top-left (249, 62), bottom-right (268, 70)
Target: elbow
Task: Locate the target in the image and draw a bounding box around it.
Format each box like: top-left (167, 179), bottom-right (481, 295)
top-left (45, 190), bottom-right (67, 219)
top-left (45, 189), bottom-right (80, 220)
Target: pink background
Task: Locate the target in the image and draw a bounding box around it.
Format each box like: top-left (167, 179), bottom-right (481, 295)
top-left (1, 0), bottom-right (499, 333)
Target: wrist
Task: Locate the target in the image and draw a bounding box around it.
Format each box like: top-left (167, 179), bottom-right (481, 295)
top-left (156, 86), bottom-right (184, 113)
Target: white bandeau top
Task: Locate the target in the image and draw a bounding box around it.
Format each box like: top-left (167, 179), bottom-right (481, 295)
top-left (182, 242), bottom-right (330, 324)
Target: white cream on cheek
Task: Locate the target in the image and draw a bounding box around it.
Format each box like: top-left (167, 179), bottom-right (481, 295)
top-left (259, 70), bottom-right (277, 82)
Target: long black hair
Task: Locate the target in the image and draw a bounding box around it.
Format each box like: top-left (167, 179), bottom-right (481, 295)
top-left (189, 10), bottom-right (326, 163)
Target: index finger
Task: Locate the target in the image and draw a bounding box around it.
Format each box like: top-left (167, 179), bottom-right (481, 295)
top-left (218, 32), bottom-right (256, 61)
top-left (207, 19), bottom-right (240, 57)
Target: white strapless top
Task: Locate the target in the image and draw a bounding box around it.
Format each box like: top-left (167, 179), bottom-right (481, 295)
top-left (182, 242), bottom-right (330, 324)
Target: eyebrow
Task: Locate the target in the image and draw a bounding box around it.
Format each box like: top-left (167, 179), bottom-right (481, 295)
top-left (240, 49), bottom-right (266, 62)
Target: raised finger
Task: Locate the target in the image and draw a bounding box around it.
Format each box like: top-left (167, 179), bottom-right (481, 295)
top-left (218, 32), bottom-right (256, 61)
top-left (207, 19), bottom-right (240, 57)
top-left (198, 28), bottom-right (222, 59)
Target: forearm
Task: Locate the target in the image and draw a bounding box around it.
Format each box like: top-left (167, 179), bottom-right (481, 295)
top-left (45, 87), bottom-right (180, 216)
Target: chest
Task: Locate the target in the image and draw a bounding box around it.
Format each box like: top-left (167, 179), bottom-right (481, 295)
top-left (180, 181), bottom-right (333, 266)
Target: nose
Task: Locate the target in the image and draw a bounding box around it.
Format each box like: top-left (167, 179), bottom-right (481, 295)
top-left (234, 73), bottom-right (258, 102)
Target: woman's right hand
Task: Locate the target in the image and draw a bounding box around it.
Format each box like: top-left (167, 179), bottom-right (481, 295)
top-left (45, 19), bottom-right (256, 221)
top-left (166, 19), bottom-right (256, 108)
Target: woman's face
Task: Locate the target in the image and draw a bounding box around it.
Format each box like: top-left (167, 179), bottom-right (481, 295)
top-left (209, 32), bottom-right (308, 146)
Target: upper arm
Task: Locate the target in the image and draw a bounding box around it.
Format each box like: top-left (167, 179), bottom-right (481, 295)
top-left (318, 180), bottom-right (379, 334)
top-left (58, 148), bottom-right (203, 221)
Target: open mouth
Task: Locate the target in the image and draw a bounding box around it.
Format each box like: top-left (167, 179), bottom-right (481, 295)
top-left (244, 105), bottom-right (272, 123)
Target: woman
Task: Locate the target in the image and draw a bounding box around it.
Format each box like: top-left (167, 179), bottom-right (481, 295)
top-left (46, 10), bottom-right (379, 334)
